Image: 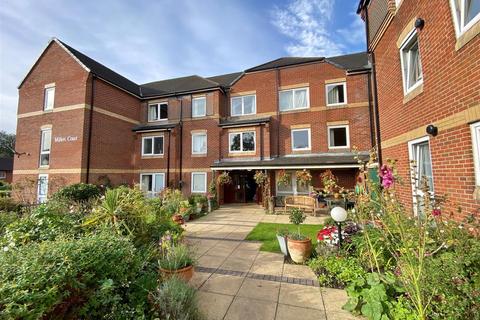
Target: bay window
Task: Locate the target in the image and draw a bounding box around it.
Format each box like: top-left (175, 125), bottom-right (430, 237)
top-left (231, 95), bottom-right (256, 116)
top-left (148, 103), bottom-right (168, 121)
top-left (229, 131), bottom-right (255, 153)
top-left (326, 83), bottom-right (347, 106)
top-left (279, 87), bottom-right (309, 111)
top-left (142, 136), bottom-right (164, 156)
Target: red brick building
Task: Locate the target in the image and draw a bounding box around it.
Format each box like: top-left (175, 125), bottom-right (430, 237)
top-left (13, 38), bottom-right (373, 204)
top-left (357, 0), bottom-right (480, 218)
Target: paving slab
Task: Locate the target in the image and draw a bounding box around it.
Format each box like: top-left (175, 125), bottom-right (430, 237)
top-left (276, 304), bottom-right (327, 320)
top-left (224, 296), bottom-right (277, 320)
top-left (279, 282), bottom-right (324, 310)
top-left (237, 278), bottom-right (280, 302)
top-left (282, 263), bottom-right (318, 281)
top-left (197, 291), bottom-right (234, 320)
top-left (200, 273), bottom-right (244, 295)
top-left (197, 254), bottom-right (226, 269)
top-left (321, 288), bottom-right (350, 313)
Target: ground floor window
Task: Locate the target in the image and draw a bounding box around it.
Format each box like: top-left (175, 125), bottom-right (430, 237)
top-left (408, 136), bottom-right (434, 214)
top-left (276, 170), bottom-right (311, 195)
top-left (37, 174), bottom-right (48, 203)
top-left (140, 173), bottom-right (165, 197)
top-left (191, 172), bottom-right (207, 193)
top-left (472, 121), bottom-right (480, 189)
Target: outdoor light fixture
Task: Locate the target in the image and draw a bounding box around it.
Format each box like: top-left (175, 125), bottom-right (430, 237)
top-left (426, 124), bottom-right (438, 137)
top-left (415, 18), bottom-right (425, 30)
top-left (331, 206), bottom-right (347, 248)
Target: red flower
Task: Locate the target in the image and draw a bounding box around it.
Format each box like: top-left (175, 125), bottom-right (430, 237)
top-left (432, 209), bottom-right (441, 217)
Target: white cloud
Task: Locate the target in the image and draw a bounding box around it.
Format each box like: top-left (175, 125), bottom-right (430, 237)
top-left (337, 12), bottom-right (366, 47)
top-left (271, 0), bottom-right (344, 57)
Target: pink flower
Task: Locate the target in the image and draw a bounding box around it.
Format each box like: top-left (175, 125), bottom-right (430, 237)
top-left (379, 164), bottom-right (394, 189)
top-left (432, 209), bottom-right (441, 217)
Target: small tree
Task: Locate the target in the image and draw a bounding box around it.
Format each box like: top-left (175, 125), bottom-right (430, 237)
top-left (289, 207), bottom-right (306, 240)
top-left (0, 131), bottom-right (15, 158)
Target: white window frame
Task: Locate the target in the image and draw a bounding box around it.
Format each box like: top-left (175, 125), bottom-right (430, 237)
top-left (408, 136), bottom-right (434, 215)
top-left (230, 95), bottom-right (256, 116)
top-left (279, 87), bottom-right (310, 111)
top-left (140, 173), bottom-right (165, 198)
top-left (191, 132), bottom-right (207, 155)
top-left (471, 121), bottom-right (480, 187)
top-left (44, 87), bottom-right (55, 111)
top-left (148, 103), bottom-right (168, 122)
top-left (0, 171), bottom-right (6, 179)
top-left (192, 96), bottom-right (207, 118)
top-left (142, 135), bottom-right (164, 156)
top-left (325, 82), bottom-right (347, 106)
top-left (275, 171), bottom-right (311, 195)
top-left (191, 172), bottom-right (207, 193)
top-left (37, 174), bottom-right (48, 203)
top-left (228, 131), bottom-right (256, 153)
top-left (39, 128), bottom-right (52, 167)
top-left (328, 125), bottom-right (350, 149)
top-left (399, 29), bottom-right (423, 95)
top-left (450, 0), bottom-right (480, 37)
top-left (291, 128), bottom-right (311, 151)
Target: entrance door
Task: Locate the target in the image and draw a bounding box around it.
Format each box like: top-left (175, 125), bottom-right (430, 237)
top-left (223, 170), bottom-right (258, 203)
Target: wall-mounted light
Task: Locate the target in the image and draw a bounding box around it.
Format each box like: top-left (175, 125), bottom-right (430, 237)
top-left (415, 18), bottom-right (425, 30)
top-left (426, 124), bottom-right (438, 137)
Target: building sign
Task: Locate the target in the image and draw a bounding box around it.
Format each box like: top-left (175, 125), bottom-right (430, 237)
top-left (54, 135), bottom-right (78, 143)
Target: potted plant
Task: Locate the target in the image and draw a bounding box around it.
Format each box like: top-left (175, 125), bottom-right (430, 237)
top-left (217, 172), bottom-right (232, 185)
top-left (296, 169), bottom-right (312, 186)
top-left (286, 207), bottom-right (312, 263)
top-left (159, 234), bottom-right (195, 282)
top-left (277, 170), bottom-right (290, 186)
top-left (320, 170), bottom-right (338, 196)
top-left (276, 228), bottom-right (290, 257)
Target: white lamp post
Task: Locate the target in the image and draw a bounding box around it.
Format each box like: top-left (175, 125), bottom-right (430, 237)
top-left (331, 206), bottom-right (347, 248)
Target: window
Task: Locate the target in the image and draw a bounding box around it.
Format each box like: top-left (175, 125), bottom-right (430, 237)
top-left (471, 122), bottom-right (480, 187)
top-left (140, 173), bottom-right (165, 197)
top-left (276, 171), bottom-right (311, 195)
top-left (291, 128), bottom-right (311, 151)
top-left (192, 132), bottom-right (207, 154)
top-left (450, 0), bottom-right (480, 36)
top-left (328, 125), bottom-right (350, 149)
top-left (279, 88), bottom-right (309, 111)
top-left (231, 95), bottom-right (256, 116)
top-left (0, 171), bottom-right (6, 179)
top-left (44, 87), bottom-right (55, 111)
top-left (400, 30), bottom-right (423, 94)
top-left (326, 83), bottom-right (347, 106)
top-left (192, 97), bottom-right (206, 117)
top-left (408, 137), bottom-right (434, 214)
top-left (191, 172), bottom-right (207, 193)
top-left (39, 128), bottom-right (51, 167)
top-left (37, 174), bottom-right (48, 203)
top-left (229, 131), bottom-right (255, 152)
top-left (148, 103), bottom-right (168, 121)
top-left (142, 136), bottom-right (164, 156)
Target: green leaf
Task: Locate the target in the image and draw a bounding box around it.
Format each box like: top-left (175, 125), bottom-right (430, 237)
top-left (361, 300), bottom-right (384, 320)
top-left (367, 272), bottom-right (381, 286)
top-left (343, 297), bottom-right (359, 312)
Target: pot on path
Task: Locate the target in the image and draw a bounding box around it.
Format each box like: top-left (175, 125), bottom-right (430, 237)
top-left (287, 238), bottom-right (312, 263)
top-left (276, 235), bottom-right (289, 257)
top-left (160, 265), bottom-right (194, 282)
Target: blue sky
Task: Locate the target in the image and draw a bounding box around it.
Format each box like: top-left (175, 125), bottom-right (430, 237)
top-left (0, 0), bottom-right (364, 133)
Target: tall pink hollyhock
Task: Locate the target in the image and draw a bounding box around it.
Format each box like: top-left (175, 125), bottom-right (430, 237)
top-left (379, 164), bottom-right (394, 189)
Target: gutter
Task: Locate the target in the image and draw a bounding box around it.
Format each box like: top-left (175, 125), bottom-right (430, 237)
top-left (85, 75), bottom-right (95, 183)
top-left (167, 129), bottom-right (171, 188)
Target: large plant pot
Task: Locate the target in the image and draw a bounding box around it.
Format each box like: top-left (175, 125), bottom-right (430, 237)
top-left (172, 214), bottom-right (184, 225)
top-left (287, 237), bottom-right (312, 263)
top-left (160, 265), bottom-right (194, 282)
top-left (277, 235), bottom-right (289, 257)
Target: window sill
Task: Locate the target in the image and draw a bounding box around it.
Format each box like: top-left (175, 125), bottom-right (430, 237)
top-left (455, 20), bottom-right (480, 51)
top-left (403, 83), bottom-right (423, 104)
top-left (39, 166), bottom-right (50, 170)
top-left (328, 146), bottom-right (350, 150)
top-left (228, 152), bottom-right (256, 157)
top-left (43, 109), bottom-right (54, 113)
top-left (191, 191), bottom-right (207, 194)
top-left (192, 153), bottom-right (207, 157)
top-left (326, 103), bottom-right (347, 108)
top-left (141, 155), bottom-right (164, 159)
top-left (147, 119), bottom-right (168, 123)
top-left (291, 149), bottom-right (311, 154)
top-left (279, 108), bottom-right (310, 114)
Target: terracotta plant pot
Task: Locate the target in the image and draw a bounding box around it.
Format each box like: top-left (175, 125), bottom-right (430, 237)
top-left (287, 237), bottom-right (312, 263)
top-left (172, 214), bottom-right (184, 225)
top-left (160, 265), bottom-right (194, 282)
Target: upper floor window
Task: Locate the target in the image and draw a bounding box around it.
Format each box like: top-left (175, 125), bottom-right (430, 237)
top-left (192, 97), bottom-right (206, 117)
top-left (44, 87), bottom-right (55, 111)
top-left (326, 83), bottom-right (347, 106)
top-left (279, 87), bottom-right (309, 111)
top-left (148, 103), bottom-right (168, 122)
top-left (229, 131), bottom-right (255, 153)
top-left (142, 136), bottom-right (164, 156)
top-left (451, 0), bottom-right (480, 36)
top-left (291, 128), bottom-right (311, 151)
top-left (328, 125), bottom-right (350, 149)
top-left (400, 30), bottom-right (423, 94)
top-left (231, 95), bottom-right (256, 116)
top-left (39, 128), bottom-right (51, 167)
top-left (192, 132), bottom-right (207, 154)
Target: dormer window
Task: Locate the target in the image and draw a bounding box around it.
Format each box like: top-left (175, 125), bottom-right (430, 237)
top-left (231, 95), bottom-right (256, 116)
top-left (148, 103), bottom-right (168, 122)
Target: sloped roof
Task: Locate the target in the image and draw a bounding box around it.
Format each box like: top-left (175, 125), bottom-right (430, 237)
top-left (326, 52), bottom-right (370, 72)
top-left (245, 57), bottom-right (325, 73)
top-left (141, 75), bottom-right (220, 97)
top-left (206, 72), bottom-right (243, 86)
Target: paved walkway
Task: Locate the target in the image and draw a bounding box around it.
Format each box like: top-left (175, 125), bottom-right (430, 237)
top-left (184, 204), bottom-right (357, 320)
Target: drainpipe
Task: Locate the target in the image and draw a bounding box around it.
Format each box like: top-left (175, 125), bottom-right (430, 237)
top-left (86, 75), bottom-right (95, 183)
top-left (364, 6), bottom-right (383, 165)
top-left (178, 96), bottom-right (184, 189)
top-left (260, 124), bottom-right (264, 160)
top-left (167, 129), bottom-right (171, 187)
top-left (275, 68), bottom-right (280, 158)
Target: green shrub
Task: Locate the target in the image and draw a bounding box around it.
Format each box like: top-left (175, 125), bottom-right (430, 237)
top-left (309, 254), bottom-right (367, 288)
top-left (0, 211), bottom-right (19, 235)
top-left (159, 244), bottom-right (195, 271)
top-left (188, 194), bottom-right (207, 206)
top-left (53, 183), bottom-right (101, 202)
top-left (150, 277), bottom-right (203, 320)
top-left (0, 197), bottom-right (21, 212)
top-left (0, 232), bottom-right (143, 319)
